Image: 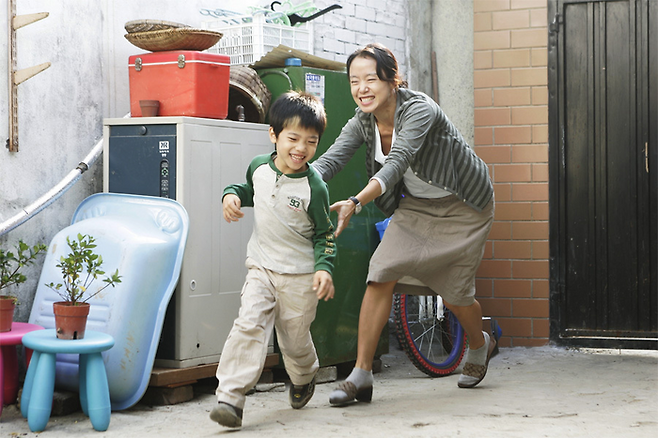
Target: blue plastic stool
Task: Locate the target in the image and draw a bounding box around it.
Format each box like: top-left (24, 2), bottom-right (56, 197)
top-left (20, 329), bottom-right (115, 432)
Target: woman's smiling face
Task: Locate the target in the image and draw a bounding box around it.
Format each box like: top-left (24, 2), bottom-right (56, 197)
top-left (349, 55), bottom-right (397, 116)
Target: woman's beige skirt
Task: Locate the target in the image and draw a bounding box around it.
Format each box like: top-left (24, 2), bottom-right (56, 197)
top-left (367, 193), bottom-right (494, 306)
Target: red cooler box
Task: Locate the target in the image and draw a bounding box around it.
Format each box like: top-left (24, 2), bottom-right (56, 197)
top-left (128, 51), bottom-right (230, 119)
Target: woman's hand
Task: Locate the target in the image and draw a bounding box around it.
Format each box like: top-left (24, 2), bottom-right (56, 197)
top-left (222, 194), bottom-right (244, 223)
top-left (313, 270), bottom-right (335, 301)
top-left (330, 199), bottom-right (357, 237)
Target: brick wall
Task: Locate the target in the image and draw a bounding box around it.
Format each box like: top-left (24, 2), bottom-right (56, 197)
top-left (473, 0), bottom-right (549, 347)
top-left (311, 0), bottom-right (408, 78)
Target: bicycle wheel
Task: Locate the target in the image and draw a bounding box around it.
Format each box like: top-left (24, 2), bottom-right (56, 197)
top-left (393, 293), bottom-right (467, 377)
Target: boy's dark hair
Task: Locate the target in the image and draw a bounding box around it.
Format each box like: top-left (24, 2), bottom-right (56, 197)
top-left (268, 91), bottom-right (327, 140)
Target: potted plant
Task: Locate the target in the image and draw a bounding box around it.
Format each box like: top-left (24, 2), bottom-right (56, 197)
top-left (45, 233), bottom-right (121, 340)
top-left (0, 240), bottom-right (47, 332)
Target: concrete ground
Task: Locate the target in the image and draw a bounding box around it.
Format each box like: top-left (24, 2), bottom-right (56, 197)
top-left (1, 336), bottom-right (657, 438)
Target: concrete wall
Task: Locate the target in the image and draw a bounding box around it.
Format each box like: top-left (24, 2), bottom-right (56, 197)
top-left (0, 0), bottom-right (414, 321)
top-left (432, 0), bottom-right (475, 145)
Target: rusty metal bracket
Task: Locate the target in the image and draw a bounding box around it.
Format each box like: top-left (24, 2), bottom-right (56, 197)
top-left (7, 0), bottom-right (50, 152)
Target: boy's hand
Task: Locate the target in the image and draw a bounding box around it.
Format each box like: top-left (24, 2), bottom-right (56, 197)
top-left (222, 194), bottom-right (244, 223)
top-left (313, 270), bottom-right (334, 301)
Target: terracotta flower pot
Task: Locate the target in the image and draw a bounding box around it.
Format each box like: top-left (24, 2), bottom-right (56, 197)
top-left (0, 296), bottom-right (16, 332)
top-left (139, 99), bottom-right (160, 117)
top-left (53, 301), bottom-right (90, 340)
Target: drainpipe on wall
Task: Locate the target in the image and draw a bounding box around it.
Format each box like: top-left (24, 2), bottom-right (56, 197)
top-left (0, 138), bottom-right (102, 237)
top-left (0, 114), bottom-right (129, 237)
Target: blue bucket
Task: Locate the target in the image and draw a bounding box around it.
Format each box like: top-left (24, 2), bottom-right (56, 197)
top-left (375, 217), bottom-right (391, 241)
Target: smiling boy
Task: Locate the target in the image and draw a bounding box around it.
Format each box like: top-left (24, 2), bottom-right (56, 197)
top-left (210, 91), bottom-right (336, 428)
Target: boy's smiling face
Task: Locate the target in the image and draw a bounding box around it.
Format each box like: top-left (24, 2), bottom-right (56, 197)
top-left (270, 121), bottom-right (320, 174)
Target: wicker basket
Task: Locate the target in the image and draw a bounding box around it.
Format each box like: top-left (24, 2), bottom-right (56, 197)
top-left (227, 65), bottom-right (271, 123)
top-left (125, 28), bottom-right (223, 52)
top-left (124, 19), bottom-right (189, 33)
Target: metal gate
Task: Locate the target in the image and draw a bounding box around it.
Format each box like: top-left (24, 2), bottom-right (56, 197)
top-left (548, 0), bottom-right (657, 348)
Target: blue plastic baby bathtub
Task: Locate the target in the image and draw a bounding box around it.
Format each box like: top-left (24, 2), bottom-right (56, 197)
top-left (29, 193), bottom-right (189, 410)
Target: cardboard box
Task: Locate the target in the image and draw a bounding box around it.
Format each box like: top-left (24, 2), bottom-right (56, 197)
top-left (129, 51), bottom-right (230, 119)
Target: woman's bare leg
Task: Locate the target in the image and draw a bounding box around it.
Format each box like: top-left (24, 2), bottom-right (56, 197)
top-left (444, 299), bottom-right (485, 349)
top-left (354, 280), bottom-right (397, 371)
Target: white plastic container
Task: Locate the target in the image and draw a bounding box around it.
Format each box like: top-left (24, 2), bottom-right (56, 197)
top-left (203, 14), bottom-right (313, 65)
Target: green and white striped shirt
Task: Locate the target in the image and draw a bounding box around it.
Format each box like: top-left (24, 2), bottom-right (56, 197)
top-left (313, 88), bottom-right (493, 216)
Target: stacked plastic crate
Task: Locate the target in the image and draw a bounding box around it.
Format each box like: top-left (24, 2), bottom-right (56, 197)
top-left (203, 13), bottom-right (313, 65)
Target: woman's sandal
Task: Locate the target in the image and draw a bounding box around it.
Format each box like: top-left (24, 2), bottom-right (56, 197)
top-left (329, 380), bottom-right (373, 406)
top-left (458, 334), bottom-right (497, 388)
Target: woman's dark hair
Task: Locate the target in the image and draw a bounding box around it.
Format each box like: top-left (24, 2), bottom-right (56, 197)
top-left (346, 43), bottom-right (407, 88)
top-left (268, 90), bottom-right (327, 139)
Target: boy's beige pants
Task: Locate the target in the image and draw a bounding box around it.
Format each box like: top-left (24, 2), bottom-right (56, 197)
top-left (215, 257), bottom-right (319, 409)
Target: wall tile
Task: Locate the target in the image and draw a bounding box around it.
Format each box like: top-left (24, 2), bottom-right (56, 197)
top-left (531, 47), bottom-right (548, 66)
top-left (494, 202), bottom-right (533, 220)
top-left (490, 221), bottom-right (512, 240)
top-left (475, 88), bottom-right (494, 107)
top-left (474, 50), bottom-right (493, 69)
top-left (512, 297), bottom-right (549, 317)
top-left (475, 108), bottom-right (512, 126)
top-left (493, 183), bottom-right (512, 201)
top-left (475, 0), bottom-right (511, 13)
top-left (475, 69), bottom-right (511, 88)
top-left (475, 30), bottom-right (511, 50)
top-left (532, 202), bottom-right (549, 220)
top-left (494, 279), bottom-right (533, 298)
top-left (477, 259), bottom-right (513, 278)
top-left (532, 163), bottom-right (548, 181)
top-left (493, 48), bottom-right (531, 68)
top-left (493, 87), bottom-right (532, 106)
top-left (479, 297), bottom-right (513, 317)
top-left (512, 221), bottom-right (549, 239)
top-left (530, 8), bottom-right (548, 27)
top-left (532, 86), bottom-right (548, 104)
top-left (476, 278), bottom-right (494, 297)
top-left (494, 164), bottom-right (532, 182)
top-left (512, 144), bottom-right (548, 162)
top-left (474, 145), bottom-right (511, 161)
top-left (532, 124), bottom-right (548, 143)
top-left (532, 279), bottom-right (549, 298)
top-left (532, 318), bottom-right (550, 338)
top-left (532, 241), bottom-right (549, 259)
top-left (474, 12), bottom-right (493, 31)
top-left (494, 126), bottom-right (532, 144)
top-left (492, 10), bottom-right (530, 30)
top-left (511, 0), bottom-right (546, 10)
top-left (474, 127), bottom-right (494, 145)
top-left (511, 28), bottom-right (548, 48)
top-left (511, 106), bottom-right (547, 125)
top-left (495, 241), bottom-right (532, 259)
top-left (511, 66), bottom-right (548, 86)
top-left (512, 182), bottom-right (548, 201)
top-left (496, 317), bottom-right (532, 338)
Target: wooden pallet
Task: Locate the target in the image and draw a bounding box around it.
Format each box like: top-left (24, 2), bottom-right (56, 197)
top-left (143, 353), bottom-right (280, 405)
top-left (149, 353), bottom-right (280, 387)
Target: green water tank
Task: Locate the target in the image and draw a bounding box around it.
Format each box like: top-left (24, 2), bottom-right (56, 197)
top-left (258, 65), bottom-right (389, 367)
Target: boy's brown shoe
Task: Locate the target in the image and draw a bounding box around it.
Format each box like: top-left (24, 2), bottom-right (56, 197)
top-left (289, 376), bottom-right (316, 409)
top-left (210, 402), bottom-right (243, 428)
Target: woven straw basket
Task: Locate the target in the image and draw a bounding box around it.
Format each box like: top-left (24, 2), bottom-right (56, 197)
top-left (124, 19), bottom-right (189, 33)
top-left (124, 28), bottom-right (223, 52)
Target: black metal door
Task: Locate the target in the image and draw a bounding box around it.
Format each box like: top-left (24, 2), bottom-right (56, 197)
top-left (548, 0), bottom-right (657, 348)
